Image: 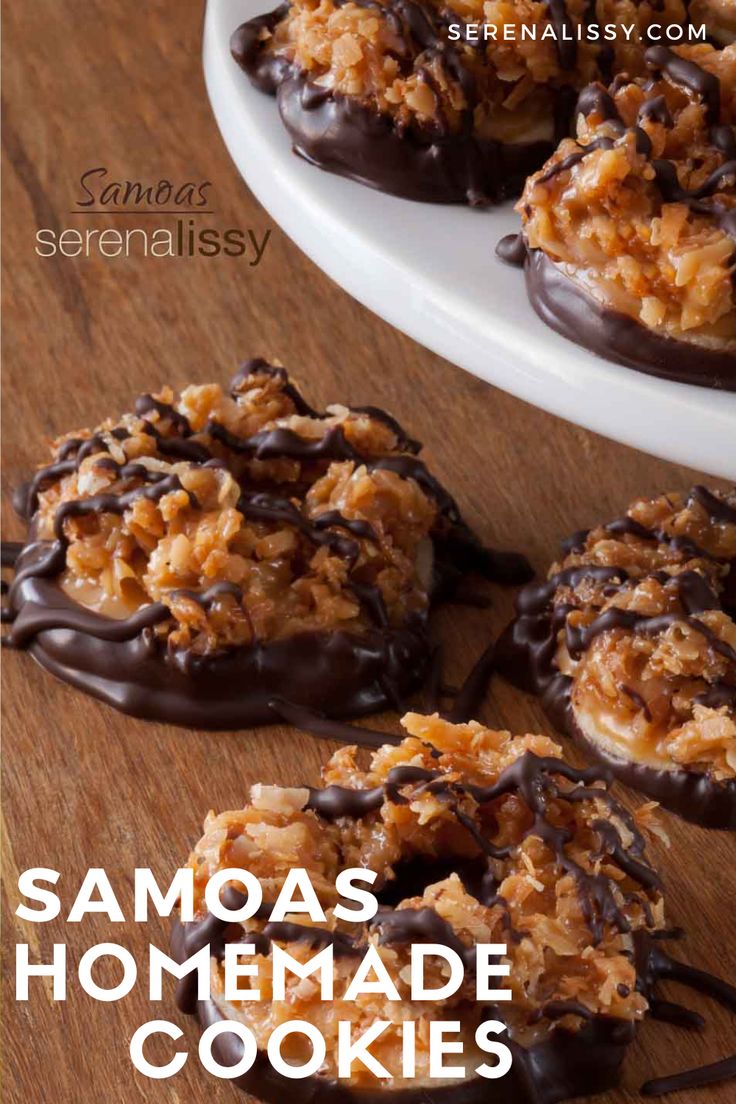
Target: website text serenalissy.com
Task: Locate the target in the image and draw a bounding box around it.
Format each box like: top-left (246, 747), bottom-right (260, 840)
top-left (446, 21), bottom-right (707, 44)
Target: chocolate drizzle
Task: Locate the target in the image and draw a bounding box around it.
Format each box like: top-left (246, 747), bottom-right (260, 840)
top-left (645, 45), bottom-right (721, 127)
top-left (496, 489), bottom-right (736, 828)
top-left (691, 484), bottom-right (736, 525)
top-left (546, 0), bottom-right (576, 70)
top-left (495, 233), bottom-right (528, 267)
top-left (695, 682), bottom-right (736, 709)
top-left (268, 697), bottom-right (401, 749)
top-left (447, 640), bottom-right (497, 723)
top-left (180, 747), bottom-right (654, 950)
top-left (643, 1055), bottom-right (736, 1096)
top-left (567, 48), bottom-right (736, 242)
top-left (302, 750), bottom-right (663, 947)
top-left (638, 937), bottom-right (736, 1096)
top-left (2, 362), bottom-right (530, 730)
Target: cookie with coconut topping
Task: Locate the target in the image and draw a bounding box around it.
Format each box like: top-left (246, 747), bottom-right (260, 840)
top-left (498, 44), bottom-right (736, 388)
top-left (2, 360), bottom-right (530, 728)
top-left (231, 0), bottom-right (690, 206)
top-left (172, 711), bottom-right (672, 1103)
top-left (497, 485), bottom-right (736, 828)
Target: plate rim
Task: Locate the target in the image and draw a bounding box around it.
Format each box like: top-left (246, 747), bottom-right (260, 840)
top-left (203, 0), bottom-right (736, 479)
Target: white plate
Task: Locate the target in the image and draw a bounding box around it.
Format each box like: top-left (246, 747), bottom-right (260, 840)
top-left (203, 0), bottom-right (736, 478)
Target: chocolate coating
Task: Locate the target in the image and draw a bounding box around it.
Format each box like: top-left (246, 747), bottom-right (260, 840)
top-left (570, 713), bottom-right (736, 831)
top-left (8, 562), bottom-right (430, 728)
top-left (524, 248), bottom-right (736, 391)
top-left (4, 524), bottom-right (523, 730)
top-left (276, 73), bottom-right (554, 206)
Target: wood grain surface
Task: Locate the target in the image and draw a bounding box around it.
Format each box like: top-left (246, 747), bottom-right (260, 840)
top-left (2, 2), bottom-right (734, 1102)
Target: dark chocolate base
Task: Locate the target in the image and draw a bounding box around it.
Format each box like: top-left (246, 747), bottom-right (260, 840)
top-left (569, 713), bottom-right (736, 832)
top-left (524, 248), bottom-right (736, 391)
top-left (170, 919), bottom-right (634, 1104)
top-left (231, 18), bottom-right (554, 206)
top-left (8, 563), bottom-right (430, 730)
top-left (277, 74), bottom-right (554, 207)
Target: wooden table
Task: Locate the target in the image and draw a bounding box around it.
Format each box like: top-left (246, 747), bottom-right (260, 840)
top-left (2, 2), bottom-right (734, 1101)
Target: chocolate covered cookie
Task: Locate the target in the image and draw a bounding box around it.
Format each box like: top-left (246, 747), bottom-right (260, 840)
top-left (499, 44), bottom-right (736, 388)
top-left (2, 360), bottom-right (530, 728)
top-left (231, 1), bottom-right (689, 206)
top-left (498, 486), bottom-right (736, 828)
top-left (172, 711), bottom-right (736, 1101)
